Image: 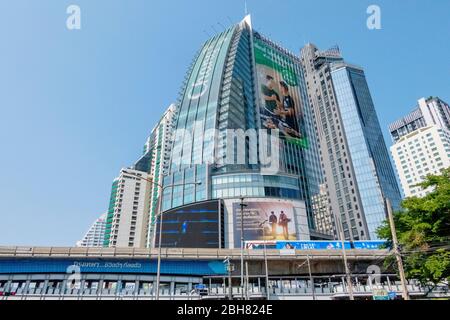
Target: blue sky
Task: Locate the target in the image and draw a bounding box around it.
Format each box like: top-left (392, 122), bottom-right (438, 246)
top-left (0, 0), bottom-right (448, 246)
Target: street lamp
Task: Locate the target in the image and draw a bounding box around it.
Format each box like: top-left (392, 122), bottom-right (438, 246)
top-left (224, 257), bottom-right (233, 300)
top-left (306, 255), bottom-right (315, 300)
top-left (122, 170), bottom-right (201, 300)
top-left (296, 257), bottom-right (315, 300)
top-left (239, 197), bottom-right (248, 300)
top-left (154, 180), bottom-right (201, 300)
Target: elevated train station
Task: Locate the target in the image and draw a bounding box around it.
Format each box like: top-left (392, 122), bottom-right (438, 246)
top-left (1, 246), bottom-right (448, 300)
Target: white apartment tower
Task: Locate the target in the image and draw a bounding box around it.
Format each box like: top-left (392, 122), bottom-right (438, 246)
top-left (389, 97), bottom-right (450, 198)
top-left (390, 97), bottom-right (450, 142)
top-left (144, 104), bottom-right (176, 247)
top-left (391, 126), bottom-right (450, 197)
top-left (104, 169), bottom-right (151, 248)
top-left (103, 104), bottom-right (176, 248)
top-left (76, 213), bottom-right (107, 247)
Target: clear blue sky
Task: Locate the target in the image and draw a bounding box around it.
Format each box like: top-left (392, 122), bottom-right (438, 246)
top-left (0, 0), bottom-right (448, 246)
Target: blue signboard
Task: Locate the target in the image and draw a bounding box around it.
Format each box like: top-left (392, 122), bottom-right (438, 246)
top-left (194, 284), bottom-right (206, 290)
top-left (246, 240), bottom-right (387, 251)
top-left (275, 241), bottom-right (352, 250)
top-left (388, 291), bottom-right (397, 300)
top-left (0, 259), bottom-right (227, 276)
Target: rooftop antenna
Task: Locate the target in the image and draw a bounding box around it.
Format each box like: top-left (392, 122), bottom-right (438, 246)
top-left (245, 0), bottom-right (248, 15)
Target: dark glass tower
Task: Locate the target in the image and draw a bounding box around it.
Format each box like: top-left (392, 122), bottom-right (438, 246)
top-left (301, 44), bottom-right (402, 240)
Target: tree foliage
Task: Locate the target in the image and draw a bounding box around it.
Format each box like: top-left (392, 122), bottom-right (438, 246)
top-left (377, 168), bottom-right (450, 285)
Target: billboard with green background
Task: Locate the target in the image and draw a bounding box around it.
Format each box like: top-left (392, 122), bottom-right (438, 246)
top-left (254, 38), bottom-right (308, 148)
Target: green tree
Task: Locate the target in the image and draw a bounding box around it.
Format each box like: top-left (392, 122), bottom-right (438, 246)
top-left (377, 168), bottom-right (450, 286)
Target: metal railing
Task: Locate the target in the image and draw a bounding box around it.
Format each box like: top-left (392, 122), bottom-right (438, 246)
top-left (2, 281), bottom-right (449, 300)
top-left (0, 246), bottom-right (390, 261)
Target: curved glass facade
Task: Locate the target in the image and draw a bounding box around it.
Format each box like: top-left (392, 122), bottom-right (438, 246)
top-left (212, 174), bottom-right (301, 200)
top-left (162, 17), bottom-right (322, 237)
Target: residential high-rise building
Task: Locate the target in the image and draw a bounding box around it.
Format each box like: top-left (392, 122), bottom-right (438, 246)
top-left (389, 97), bottom-right (450, 143)
top-left (76, 213), bottom-right (107, 247)
top-left (159, 16), bottom-right (326, 248)
top-left (300, 44), bottom-right (402, 240)
top-left (390, 125), bottom-right (450, 198)
top-left (142, 104), bottom-right (176, 247)
top-left (311, 184), bottom-right (335, 238)
top-left (389, 97), bottom-right (450, 198)
top-left (103, 105), bottom-right (175, 248)
top-left (103, 169), bottom-right (151, 248)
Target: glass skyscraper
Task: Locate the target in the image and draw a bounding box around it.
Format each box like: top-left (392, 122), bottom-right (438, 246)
top-left (301, 44), bottom-right (402, 240)
top-left (160, 16), bottom-right (325, 248)
top-left (331, 64), bottom-right (402, 239)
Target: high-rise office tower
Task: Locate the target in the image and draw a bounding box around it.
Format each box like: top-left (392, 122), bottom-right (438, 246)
top-left (159, 16), bottom-right (325, 249)
top-left (103, 105), bottom-right (175, 248)
top-left (76, 213), bottom-right (107, 247)
top-left (300, 44), bottom-right (402, 240)
top-left (389, 97), bottom-right (450, 198)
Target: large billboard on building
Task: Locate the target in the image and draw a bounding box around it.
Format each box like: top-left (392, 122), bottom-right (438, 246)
top-left (254, 37), bottom-right (308, 148)
top-left (246, 241), bottom-right (352, 250)
top-left (156, 200), bottom-right (223, 248)
top-left (233, 201), bottom-right (297, 247)
top-left (245, 240), bottom-right (387, 250)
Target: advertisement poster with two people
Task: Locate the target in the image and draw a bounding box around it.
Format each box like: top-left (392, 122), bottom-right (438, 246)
top-left (254, 37), bottom-right (308, 148)
top-left (233, 201), bottom-right (297, 247)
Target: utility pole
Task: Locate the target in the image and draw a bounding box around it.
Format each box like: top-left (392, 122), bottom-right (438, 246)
top-left (386, 198), bottom-right (410, 301)
top-left (341, 235), bottom-right (354, 300)
top-left (335, 214), bottom-right (354, 300)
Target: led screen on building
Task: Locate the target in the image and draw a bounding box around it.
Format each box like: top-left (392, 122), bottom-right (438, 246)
top-left (254, 37), bottom-right (308, 148)
top-left (233, 201), bottom-right (297, 247)
top-left (245, 241), bottom-right (352, 250)
top-left (156, 200), bottom-right (223, 248)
